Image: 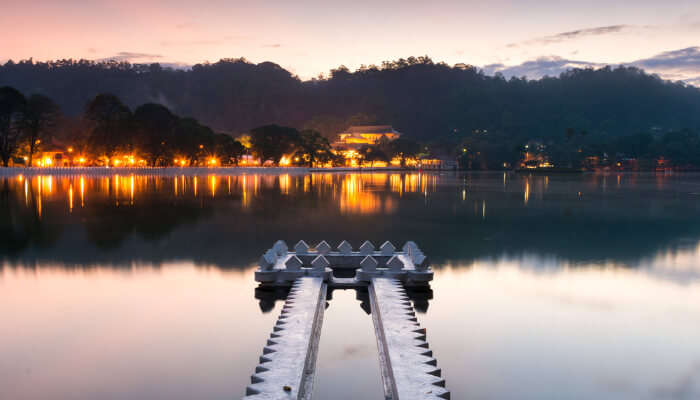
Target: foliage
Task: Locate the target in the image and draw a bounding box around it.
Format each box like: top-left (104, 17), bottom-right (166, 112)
top-left (20, 94), bottom-right (60, 166)
top-left (296, 130), bottom-right (332, 167)
top-left (0, 86), bottom-right (26, 166)
top-left (2, 58), bottom-right (699, 145)
top-left (250, 124), bottom-right (300, 165)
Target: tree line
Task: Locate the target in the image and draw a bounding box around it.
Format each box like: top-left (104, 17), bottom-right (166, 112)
top-left (2, 57), bottom-right (699, 147)
top-left (3, 86), bottom-right (417, 167)
top-left (3, 55), bottom-right (700, 169)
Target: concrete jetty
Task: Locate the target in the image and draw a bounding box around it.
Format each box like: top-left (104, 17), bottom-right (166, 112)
top-left (247, 240), bottom-right (449, 399)
top-left (370, 278), bottom-right (450, 399)
top-left (254, 240), bottom-right (433, 288)
top-left (244, 277), bottom-right (327, 399)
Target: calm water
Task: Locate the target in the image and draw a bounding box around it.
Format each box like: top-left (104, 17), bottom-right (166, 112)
top-left (1, 171), bottom-right (700, 400)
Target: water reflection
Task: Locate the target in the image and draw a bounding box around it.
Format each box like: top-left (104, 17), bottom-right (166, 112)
top-left (2, 171), bottom-right (700, 400)
top-left (2, 172), bottom-right (700, 275)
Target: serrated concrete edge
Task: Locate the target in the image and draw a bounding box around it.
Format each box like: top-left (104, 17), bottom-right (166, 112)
top-left (244, 277), bottom-right (327, 399)
top-left (369, 277), bottom-right (450, 400)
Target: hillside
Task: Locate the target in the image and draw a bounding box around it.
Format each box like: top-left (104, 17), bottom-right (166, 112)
top-left (1, 57), bottom-right (699, 143)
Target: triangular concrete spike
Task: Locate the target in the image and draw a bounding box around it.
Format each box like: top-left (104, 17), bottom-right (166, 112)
top-left (258, 250), bottom-right (277, 270)
top-left (413, 253), bottom-right (430, 270)
top-left (285, 255), bottom-right (303, 271)
top-left (402, 241), bottom-right (419, 254)
top-left (315, 240), bottom-right (332, 254)
top-left (337, 240), bottom-right (353, 255)
top-left (311, 255), bottom-right (330, 271)
top-left (386, 255), bottom-right (404, 271)
top-left (359, 240), bottom-right (375, 255)
top-left (273, 240), bottom-right (288, 255)
top-left (380, 241), bottom-right (396, 255)
top-left (294, 240), bottom-right (309, 254)
top-left (258, 255), bottom-right (274, 270)
top-left (360, 255), bottom-right (378, 271)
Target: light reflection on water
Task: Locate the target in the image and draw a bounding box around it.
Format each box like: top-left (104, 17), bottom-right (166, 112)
top-left (2, 171), bottom-right (700, 399)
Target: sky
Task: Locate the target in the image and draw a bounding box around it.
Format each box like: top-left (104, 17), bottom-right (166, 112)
top-left (1, 0), bottom-right (700, 84)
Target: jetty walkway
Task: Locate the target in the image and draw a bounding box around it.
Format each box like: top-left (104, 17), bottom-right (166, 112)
top-left (244, 240), bottom-right (449, 400)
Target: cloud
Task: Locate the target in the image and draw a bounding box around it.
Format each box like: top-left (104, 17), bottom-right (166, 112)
top-left (482, 56), bottom-right (602, 79)
top-left (630, 47), bottom-right (700, 82)
top-left (261, 43), bottom-right (282, 48)
top-left (98, 51), bottom-right (163, 62)
top-left (481, 47), bottom-right (700, 87)
top-left (509, 25), bottom-right (630, 48)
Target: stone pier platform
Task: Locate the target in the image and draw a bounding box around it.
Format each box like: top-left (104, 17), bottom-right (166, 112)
top-left (244, 240), bottom-right (449, 399)
top-left (244, 277), bottom-right (327, 399)
top-left (370, 278), bottom-right (450, 399)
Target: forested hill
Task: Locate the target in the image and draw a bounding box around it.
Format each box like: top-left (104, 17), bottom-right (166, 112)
top-left (1, 57), bottom-right (700, 141)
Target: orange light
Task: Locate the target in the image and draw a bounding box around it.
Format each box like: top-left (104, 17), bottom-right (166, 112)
top-left (67, 147), bottom-right (73, 153)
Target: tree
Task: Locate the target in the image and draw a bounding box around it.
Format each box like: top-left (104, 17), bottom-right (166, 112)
top-left (215, 134), bottom-right (246, 165)
top-left (133, 103), bottom-right (177, 166)
top-left (0, 87), bottom-right (26, 167)
top-left (84, 94), bottom-right (132, 161)
top-left (172, 117), bottom-right (214, 165)
top-left (389, 138), bottom-right (421, 167)
top-left (360, 145), bottom-right (389, 167)
top-left (21, 94), bottom-right (59, 167)
top-left (250, 124), bottom-right (300, 165)
top-left (297, 130), bottom-right (331, 167)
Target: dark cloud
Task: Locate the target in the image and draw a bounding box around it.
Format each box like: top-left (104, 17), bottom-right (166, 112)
top-left (633, 47), bottom-right (700, 70)
top-left (98, 52), bottom-right (163, 62)
top-left (482, 47), bottom-right (700, 87)
top-left (509, 25), bottom-right (630, 48)
top-left (482, 56), bottom-right (602, 79)
top-left (629, 47), bottom-right (700, 85)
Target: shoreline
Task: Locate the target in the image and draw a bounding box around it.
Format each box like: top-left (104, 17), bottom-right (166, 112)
top-left (0, 166), bottom-right (453, 176)
top-left (0, 166), bottom-right (694, 177)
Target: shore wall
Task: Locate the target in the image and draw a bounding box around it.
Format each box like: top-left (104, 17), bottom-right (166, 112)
top-left (0, 167), bottom-right (310, 177)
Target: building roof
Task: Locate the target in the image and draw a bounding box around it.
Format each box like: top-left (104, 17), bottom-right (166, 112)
top-left (344, 125), bottom-right (399, 134)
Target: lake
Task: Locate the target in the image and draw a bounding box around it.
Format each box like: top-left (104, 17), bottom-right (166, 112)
top-left (1, 171), bottom-right (700, 400)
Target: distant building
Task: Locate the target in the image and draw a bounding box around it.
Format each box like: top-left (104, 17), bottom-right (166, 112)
top-left (332, 125), bottom-right (402, 150)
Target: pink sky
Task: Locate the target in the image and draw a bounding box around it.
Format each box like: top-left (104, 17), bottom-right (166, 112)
top-left (1, 0), bottom-right (699, 81)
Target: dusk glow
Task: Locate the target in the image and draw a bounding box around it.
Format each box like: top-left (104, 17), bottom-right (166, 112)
top-left (3, 2), bottom-right (700, 399)
top-left (2, 0), bottom-right (700, 82)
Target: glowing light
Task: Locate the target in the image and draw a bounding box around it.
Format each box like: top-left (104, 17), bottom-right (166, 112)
top-left (210, 176), bottom-right (217, 197)
top-left (279, 174), bottom-right (289, 195)
top-left (78, 157), bottom-right (86, 164)
top-left (80, 177), bottom-right (85, 207)
top-left (524, 179), bottom-right (530, 205)
top-left (279, 156), bottom-right (291, 166)
top-left (69, 184), bottom-right (73, 212)
top-left (130, 175), bottom-right (134, 205)
top-left (208, 158), bottom-right (219, 166)
top-left (67, 147), bottom-right (73, 153)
